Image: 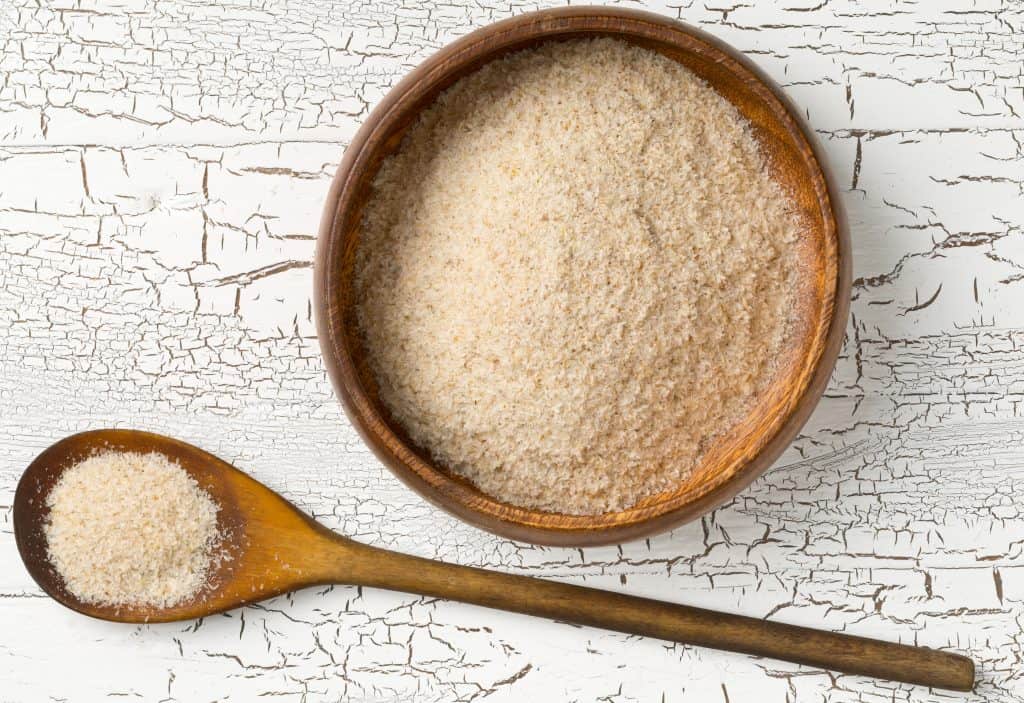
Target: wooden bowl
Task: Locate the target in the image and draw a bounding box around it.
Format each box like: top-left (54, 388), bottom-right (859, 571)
top-left (315, 7), bottom-right (850, 546)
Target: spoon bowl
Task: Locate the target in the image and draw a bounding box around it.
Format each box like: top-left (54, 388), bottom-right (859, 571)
top-left (14, 428), bottom-right (353, 623)
top-left (14, 429), bottom-right (975, 691)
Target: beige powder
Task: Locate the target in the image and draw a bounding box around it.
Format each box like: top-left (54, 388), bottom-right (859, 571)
top-left (44, 451), bottom-right (221, 607)
top-left (355, 38), bottom-right (807, 515)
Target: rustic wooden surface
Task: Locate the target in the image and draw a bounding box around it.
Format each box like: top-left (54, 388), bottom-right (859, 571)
top-left (0, 1), bottom-right (1021, 701)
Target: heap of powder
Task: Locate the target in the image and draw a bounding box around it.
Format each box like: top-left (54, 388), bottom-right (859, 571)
top-left (355, 38), bottom-right (809, 515)
top-left (44, 451), bottom-right (221, 608)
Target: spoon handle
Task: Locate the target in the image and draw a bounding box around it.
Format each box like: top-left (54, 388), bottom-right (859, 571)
top-left (345, 543), bottom-right (973, 691)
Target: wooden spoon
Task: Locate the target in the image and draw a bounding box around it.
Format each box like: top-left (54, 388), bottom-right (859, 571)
top-left (14, 430), bottom-right (974, 691)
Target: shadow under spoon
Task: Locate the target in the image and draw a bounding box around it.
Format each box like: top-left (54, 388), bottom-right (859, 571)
top-left (14, 429), bottom-right (974, 692)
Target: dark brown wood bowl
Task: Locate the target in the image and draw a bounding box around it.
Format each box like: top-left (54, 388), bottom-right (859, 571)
top-left (315, 6), bottom-right (851, 546)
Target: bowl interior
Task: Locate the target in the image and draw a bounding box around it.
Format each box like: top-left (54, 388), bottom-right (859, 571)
top-left (318, 9), bottom-right (844, 545)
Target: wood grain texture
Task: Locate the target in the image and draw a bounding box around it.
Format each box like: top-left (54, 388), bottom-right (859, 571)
top-left (315, 6), bottom-right (851, 546)
top-left (1, 0), bottom-right (1022, 701)
top-left (14, 430), bottom-right (973, 690)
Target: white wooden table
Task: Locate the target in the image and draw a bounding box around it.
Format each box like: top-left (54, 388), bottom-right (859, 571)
top-left (2, 1), bottom-right (1022, 700)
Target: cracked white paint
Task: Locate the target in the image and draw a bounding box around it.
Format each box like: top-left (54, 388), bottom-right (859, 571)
top-left (1, 0), bottom-right (1023, 701)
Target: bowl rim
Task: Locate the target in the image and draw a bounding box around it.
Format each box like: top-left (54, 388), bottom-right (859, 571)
top-left (315, 5), bottom-right (852, 546)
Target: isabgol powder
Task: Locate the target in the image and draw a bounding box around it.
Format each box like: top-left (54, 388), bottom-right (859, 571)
top-left (355, 39), bottom-right (810, 514)
top-left (44, 451), bottom-right (222, 608)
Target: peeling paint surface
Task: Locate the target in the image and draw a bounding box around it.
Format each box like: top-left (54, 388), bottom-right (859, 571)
top-left (2, 1), bottom-right (1023, 701)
